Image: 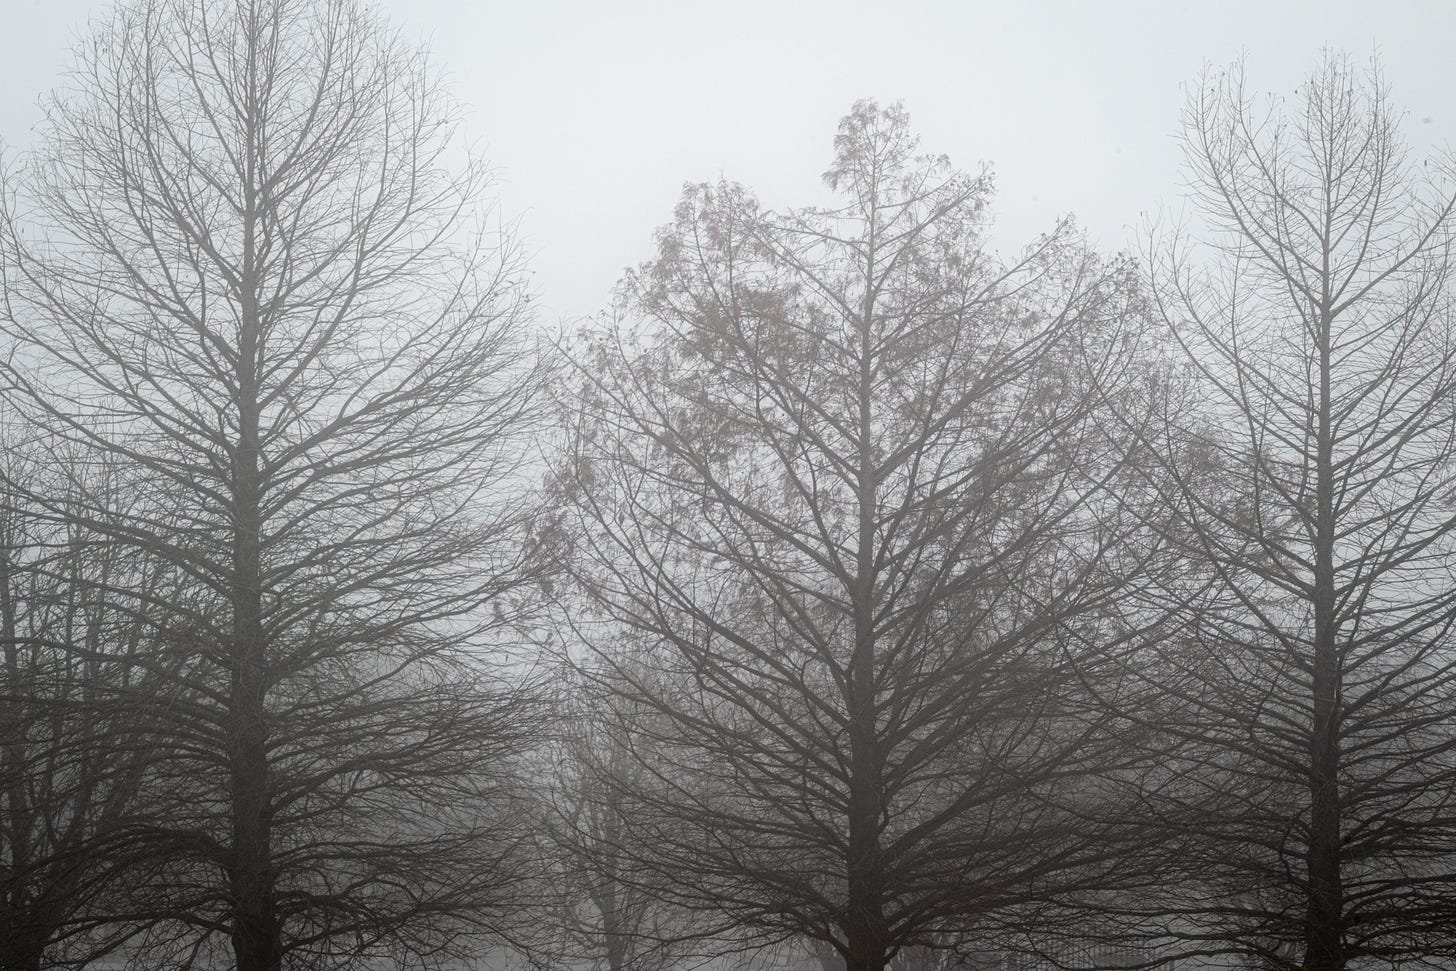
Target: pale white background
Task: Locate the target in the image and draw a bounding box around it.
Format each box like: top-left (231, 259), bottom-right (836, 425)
top-left (3, 0), bottom-right (1453, 324)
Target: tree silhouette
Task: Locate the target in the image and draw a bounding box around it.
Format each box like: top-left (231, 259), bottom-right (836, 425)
top-left (1129, 53), bottom-right (1456, 971)
top-left (549, 101), bottom-right (1159, 971)
top-left (0, 0), bottom-right (547, 967)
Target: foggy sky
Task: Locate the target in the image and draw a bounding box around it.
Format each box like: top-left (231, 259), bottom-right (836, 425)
top-left (3, 0), bottom-right (1453, 325)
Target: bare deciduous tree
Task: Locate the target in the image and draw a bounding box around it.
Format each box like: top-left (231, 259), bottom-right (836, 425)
top-left (546, 101), bottom-right (1157, 971)
top-left (0, 0), bottom-right (546, 968)
top-left (539, 685), bottom-right (699, 971)
top-left (1130, 53), bottom-right (1456, 971)
top-left (0, 449), bottom-right (188, 971)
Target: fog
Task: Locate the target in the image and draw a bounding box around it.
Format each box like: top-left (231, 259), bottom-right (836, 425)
top-left (5, 4), bottom-right (1456, 971)
top-left (6, 1), bottom-right (1454, 322)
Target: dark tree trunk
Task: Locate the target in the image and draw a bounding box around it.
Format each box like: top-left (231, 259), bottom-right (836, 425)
top-left (1303, 302), bottom-right (1344, 971)
top-left (228, 385), bottom-right (280, 971)
top-left (0, 947), bottom-right (44, 971)
top-left (844, 227), bottom-right (889, 971)
top-left (1, 517), bottom-right (44, 971)
top-left (228, 182), bottom-right (281, 971)
top-left (0, 926), bottom-right (46, 971)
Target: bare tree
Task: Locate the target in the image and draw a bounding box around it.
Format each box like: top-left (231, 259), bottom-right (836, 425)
top-left (0, 0), bottom-right (546, 968)
top-left (0, 448), bottom-right (190, 971)
top-left (545, 101), bottom-right (1159, 971)
top-left (539, 683), bottom-right (700, 971)
top-left (1129, 53), bottom-right (1456, 971)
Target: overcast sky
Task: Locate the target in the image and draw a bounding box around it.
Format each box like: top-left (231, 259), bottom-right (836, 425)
top-left (3, 0), bottom-right (1454, 325)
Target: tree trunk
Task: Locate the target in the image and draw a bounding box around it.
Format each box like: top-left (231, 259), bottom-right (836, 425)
top-left (229, 377), bottom-right (280, 971)
top-left (228, 160), bottom-right (281, 969)
top-left (0, 932), bottom-right (45, 971)
top-left (1304, 300), bottom-right (1344, 971)
top-left (845, 220), bottom-right (888, 971)
top-left (0, 523), bottom-right (43, 971)
top-left (845, 724), bottom-right (888, 971)
top-left (845, 945), bottom-right (889, 971)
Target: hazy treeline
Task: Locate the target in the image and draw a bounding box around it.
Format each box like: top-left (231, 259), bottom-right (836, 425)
top-left (3, 3), bottom-right (1456, 971)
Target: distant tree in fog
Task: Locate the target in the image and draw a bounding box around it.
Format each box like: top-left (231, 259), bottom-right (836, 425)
top-left (0, 449), bottom-right (189, 971)
top-left (539, 684), bottom-right (699, 971)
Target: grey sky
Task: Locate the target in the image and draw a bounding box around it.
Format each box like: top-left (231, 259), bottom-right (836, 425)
top-left (3, 0), bottom-right (1454, 325)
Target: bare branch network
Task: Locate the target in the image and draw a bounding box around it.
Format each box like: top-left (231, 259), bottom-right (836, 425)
top-left (1, 9), bottom-right (1454, 971)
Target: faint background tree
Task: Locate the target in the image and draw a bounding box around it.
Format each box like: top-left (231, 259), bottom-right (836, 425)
top-left (538, 677), bottom-right (702, 971)
top-left (0, 445), bottom-right (192, 971)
